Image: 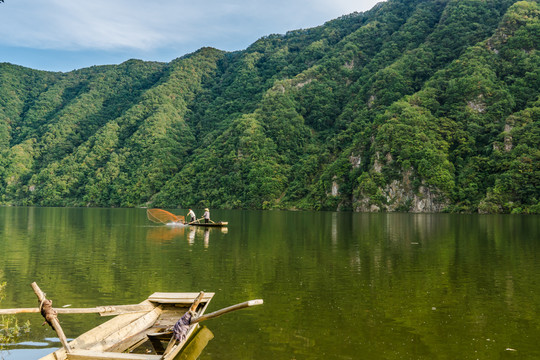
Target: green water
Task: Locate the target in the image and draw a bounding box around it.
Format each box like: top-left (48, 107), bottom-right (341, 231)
top-left (0, 207), bottom-right (539, 359)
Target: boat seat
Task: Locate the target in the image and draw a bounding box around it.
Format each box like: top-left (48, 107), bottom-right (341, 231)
top-left (66, 349), bottom-right (162, 360)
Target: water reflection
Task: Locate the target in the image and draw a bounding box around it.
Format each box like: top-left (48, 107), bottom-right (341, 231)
top-left (203, 229), bottom-right (209, 248)
top-left (188, 227), bottom-right (196, 245)
top-left (146, 225), bottom-right (186, 244)
top-left (177, 326), bottom-right (214, 360)
top-left (0, 208), bottom-right (539, 360)
top-left (145, 224), bottom-right (228, 248)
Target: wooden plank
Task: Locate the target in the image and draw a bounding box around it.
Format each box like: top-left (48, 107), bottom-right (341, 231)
top-left (147, 292), bottom-right (214, 304)
top-left (90, 306), bottom-right (163, 352)
top-left (66, 349), bottom-right (161, 360)
top-left (153, 308), bottom-right (184, 327)
top-left (87, 305), bottom-right (156, 316)
top-left (69, 302), bottom-right (156, 349)
top-left (104, 323), bottom-right (163, 354)
top-left (40, 301), bottom-right (157, 360)
top-left (0, 304), bottom-right (155, 316)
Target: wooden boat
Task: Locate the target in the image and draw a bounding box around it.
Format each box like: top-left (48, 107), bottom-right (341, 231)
top-left (146, 209), bottom-right (228, 228)
top-left (40, 292), bottom-right (215, 360)
top-left (2, 283), bottom-right (261, 360)
top-left (188, 221), bottom-right (228, 227)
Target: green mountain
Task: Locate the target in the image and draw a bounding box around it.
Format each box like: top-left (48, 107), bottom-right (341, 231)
top-left (1, 0), bottom-right (538, 213)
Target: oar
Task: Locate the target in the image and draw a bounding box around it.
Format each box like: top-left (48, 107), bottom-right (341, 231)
top-left (190, 218), bottom-right (215, 224)
top-left (0, 303), bottom-right (155, 316)
top-left (191, 299), bottom-right (263, 323)
top-left (163, 296), bottom-right (262, 358)
top-left (172, 298), bottom-right (263, 342)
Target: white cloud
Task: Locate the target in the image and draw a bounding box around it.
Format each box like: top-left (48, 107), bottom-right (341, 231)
top-left (1, 0), bottom-right (383, 51)
top-left (1, 0), bottom-right (168, 49)
top-left (0, 0), bottom-right (385, 71)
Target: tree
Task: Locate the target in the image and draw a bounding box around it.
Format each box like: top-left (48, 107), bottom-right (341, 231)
top-left (0, 0), bottom-right (538, 213)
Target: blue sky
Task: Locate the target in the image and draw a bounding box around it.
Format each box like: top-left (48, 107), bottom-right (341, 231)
top-left (0, 0), bottom-right (384, 73)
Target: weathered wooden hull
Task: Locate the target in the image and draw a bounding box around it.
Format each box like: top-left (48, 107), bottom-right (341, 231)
top-left (40, 292), bottom-right (214, 360)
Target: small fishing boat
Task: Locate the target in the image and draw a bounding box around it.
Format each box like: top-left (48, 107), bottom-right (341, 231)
top-left (188, 221), bottom-right (228, 227)
top-left (1, 283), bottom-right (262, 360)
top-left (147, 209), bottom-right (228, 228)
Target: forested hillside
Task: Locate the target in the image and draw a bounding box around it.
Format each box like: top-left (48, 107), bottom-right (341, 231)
top-left (1, 0), bottom-right (538, 213)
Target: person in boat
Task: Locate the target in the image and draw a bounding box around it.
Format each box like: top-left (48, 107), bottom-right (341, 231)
top-left (203, 208), bottom-right (210, 224)
top-left (187, 208), bottom-right (196, 223)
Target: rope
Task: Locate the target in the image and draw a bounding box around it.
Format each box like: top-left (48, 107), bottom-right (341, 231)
top-left (39, 298), bottom-right (58, 328)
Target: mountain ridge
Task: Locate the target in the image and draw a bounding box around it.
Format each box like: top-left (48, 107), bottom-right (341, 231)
top-left (1, 0), bottom-right (538, 214)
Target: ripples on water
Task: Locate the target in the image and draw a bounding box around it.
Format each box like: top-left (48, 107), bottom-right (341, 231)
top-left (0, 208), bottom-right (539, 359)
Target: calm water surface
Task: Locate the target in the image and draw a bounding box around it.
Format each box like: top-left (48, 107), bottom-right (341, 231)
top-left (0, 207), bottom-right (539, 359)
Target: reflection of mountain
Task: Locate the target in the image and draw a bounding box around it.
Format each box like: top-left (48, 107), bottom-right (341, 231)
top-left (1, 206), bottom-right (539, 360)
top-left (177, 326), bottom-right (214, 360)
top-left (146, 225), bottom-right (186, 244)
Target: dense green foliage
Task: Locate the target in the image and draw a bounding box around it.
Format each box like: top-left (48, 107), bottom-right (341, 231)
top-left (0, 0), bottom-right (538, 213)
top-left (0, 281), bottom-right (30, 347)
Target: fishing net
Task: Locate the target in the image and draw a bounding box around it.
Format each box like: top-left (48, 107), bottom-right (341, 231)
top-left (147, 209), bottom-right (185, 224)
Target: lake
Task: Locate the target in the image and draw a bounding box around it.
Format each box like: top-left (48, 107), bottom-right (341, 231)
top-left (0, 207), bottom-right (539, 359)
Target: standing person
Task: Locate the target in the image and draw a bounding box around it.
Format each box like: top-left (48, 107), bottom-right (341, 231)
top-left (203, 208), bottom-right (210, 224)
top-left (187, 209), bottom-right (196, 223)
